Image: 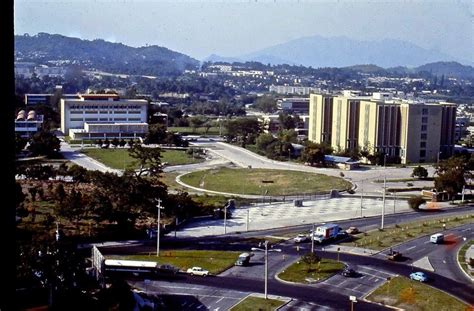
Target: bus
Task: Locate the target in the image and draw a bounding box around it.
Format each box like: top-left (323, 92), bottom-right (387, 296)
top-left (104, 259), bottom-right (179, 277)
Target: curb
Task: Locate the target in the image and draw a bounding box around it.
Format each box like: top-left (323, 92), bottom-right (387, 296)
top-left (274, 256), bottom-right (343, 286)
top-left (456, 240), bottom-right (474, 282)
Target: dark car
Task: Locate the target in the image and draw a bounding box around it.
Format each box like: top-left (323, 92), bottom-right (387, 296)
top-left (387, 250), bottom-right (402, 261)
top-left (341, 267), bottom-right (357, 277)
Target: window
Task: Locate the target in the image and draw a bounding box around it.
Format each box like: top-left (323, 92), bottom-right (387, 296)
top-left (420, 142), bottom-right (426, 148)
top-left (419, 150), bottom-right (426, 157)
top-left (421, 125), bottom-right (427, 131)
top-left (422, 108), bottom-right (428, 115)
top-left (422, 117), bottom-right (428, 123)
top-left (70, 118), bottom-right (83, 121)
top-left (421, 133), bottom-right (427, 140)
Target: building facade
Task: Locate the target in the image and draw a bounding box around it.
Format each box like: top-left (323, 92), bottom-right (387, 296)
top-left (60, 94), bottom-right (148, 140)
top-left (15, 110), bottom-right (43, 138)
top-left (308, 91), bottom-right (456, 164)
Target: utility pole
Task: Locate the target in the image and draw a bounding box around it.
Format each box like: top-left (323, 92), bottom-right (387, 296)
top-left (224, 203), bottom-right (227, 234)
top-left (360, 181), bottom-right (363, 218)
top-left (311, 223), bottom-right (315, 253)
top-left (246, 209), bottom-right (249, 231)
top-left (381, 175), bottom-right (386, 229)
top-left (264, 241), bottom-right (268, 299)
top-left (462, 185), bottom-right (465, 203)
top-left (156, 198), bottom-right (163, 257)
top-left (393, 192), bottom-right (396, 214)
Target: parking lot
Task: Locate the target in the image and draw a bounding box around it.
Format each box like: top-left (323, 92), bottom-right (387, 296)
top-left (130, 279), bottom-right (249, 310)
top-left (314, 265), bottom-right (395, 298)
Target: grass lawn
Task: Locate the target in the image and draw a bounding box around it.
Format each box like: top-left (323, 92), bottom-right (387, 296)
top-left (458, 239), bottom-right (474, 278)
top-left (179, 168), bottom-right (352, 195)
top-left (366, 276), bottom-right (469, 310)
top-left (278, 257), bottom-right (344, 283)
top-left (81, 148), bottom-right (203, 169)
top-left (109, 250), bottom-right (241, 274)
top-left (230, 296), bottom-right (285, 311)
top-left (341, 214), bottom-right (474, 250)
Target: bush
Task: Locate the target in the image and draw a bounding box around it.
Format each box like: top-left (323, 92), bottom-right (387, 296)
top-left (408, 195), bottom-right (426, 211)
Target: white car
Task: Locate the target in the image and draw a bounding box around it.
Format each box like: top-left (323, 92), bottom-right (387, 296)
top-left (294, 234), bottom-right (309, 243)
top-left (186, 266), bottom-right (209, 277)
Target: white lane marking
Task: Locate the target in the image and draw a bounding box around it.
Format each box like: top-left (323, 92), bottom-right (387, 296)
top-left (461, 228), bottom-right (471, 232)
top-left (406, 246), bottom-right (416, 251)
top-left (215, 297), bottom-right (224, 304)
top-left (359, 266), bottom-right (393, 276)
top-left (424, 241), bottom-right (431, 244)
top-left (170, 293), bottom-right (242, 299)
top-left (319, 282), bottom-right (365, 294)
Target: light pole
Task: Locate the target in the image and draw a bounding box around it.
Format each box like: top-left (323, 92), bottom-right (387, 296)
top-left (224, 203), bottom-right (227, 234)
top-left (156, 198), bottom-right (164, 257)
top-left (360, 180), bottom-right (363, 218)
top-left (251, 241), bottom-right (281, 299)
top-left (393, 192), bottom-right (396, 214)
top-left (246, 208), bottom-right (249, 232)
top-left (381, 175), bottom-right (386, 230)
top-left (288, 148), bottom-right (291, 162)
top-left (311, 223), bottom-right (316, 254)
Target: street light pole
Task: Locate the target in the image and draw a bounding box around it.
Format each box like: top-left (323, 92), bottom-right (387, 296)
top-left (381, 175), bottom-right (386, 230)
top-left (246, 208), bottom-right (249, 232)
top-left (224, 204), bottom-right (227, 234)
top-left (156, 198), bottom-right (163, 257)
top-left (311, 223), bottom-right (315, 254)
top-left (251, 241), bottom-right (281, 300)
top-left (264, 241), bottom-right (268, 299)
top-left (360, 181), bottom-right (363, 218)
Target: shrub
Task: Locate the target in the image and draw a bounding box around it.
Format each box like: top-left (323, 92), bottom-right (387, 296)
top-left (408, 195), bottom-right (426, 211)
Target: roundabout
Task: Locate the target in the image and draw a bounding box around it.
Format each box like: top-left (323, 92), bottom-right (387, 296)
top-left (177, 167), bottom-right (352, 196)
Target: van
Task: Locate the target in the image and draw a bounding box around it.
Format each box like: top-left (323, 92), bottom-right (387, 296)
top-left (430, 233), bottom-right (444, 244)
top-left (235, 253), bottom-right (252, 266)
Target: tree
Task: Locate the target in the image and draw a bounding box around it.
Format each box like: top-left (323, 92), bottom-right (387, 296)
top-left (224, 118), bottom-right (261, 147)
top-left (15, 133), bottom-right (28, 154)
top-left (253, 96), bottom-right (277, 113)
top-left (278, 113), bottom-right (299, 130)
top-left (111, 138), bottom-right (119, 148)
top-left (407, 195), bottom-right (426, 211)
top-left (128, 144), bottom-right (163, 177)
top-left (144, 123), bottom-right (167, 144)
top-left (301, 142), bottom-right (333, 166)
top-left (411, 166), bottom-right (428, 179)
top-left (27, 130), bottom-right (61, 157)
top-left (189, 116), bottom-right (207, 133)
top-left (434, 156), bottom-right (471, 200)
top-left (301, 252), bottom-right (321, 273)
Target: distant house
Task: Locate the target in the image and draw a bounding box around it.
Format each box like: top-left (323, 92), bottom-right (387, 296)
top-left (324, 155), bottom-right (360, 170)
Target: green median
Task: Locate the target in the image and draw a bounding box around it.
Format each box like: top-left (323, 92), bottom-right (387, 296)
top-left (230, 296), bottom-right (286, 311)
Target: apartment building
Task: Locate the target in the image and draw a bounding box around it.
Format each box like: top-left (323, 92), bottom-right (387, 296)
top-left (309, 91), bottom-right (456, 164)
top-left (60, 93), bottom-right (148, 140)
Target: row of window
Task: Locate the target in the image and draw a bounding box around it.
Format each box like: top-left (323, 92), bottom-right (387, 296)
top-left (68, 105), bottom-right (143, 109)
top-left (71, 110), bottom-right (142, 114)
top-left (70, 118), bottom-right (142, 122)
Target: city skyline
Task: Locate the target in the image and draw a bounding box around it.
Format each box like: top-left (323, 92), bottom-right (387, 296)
top-left (14, 0), bottom-right (473, 64)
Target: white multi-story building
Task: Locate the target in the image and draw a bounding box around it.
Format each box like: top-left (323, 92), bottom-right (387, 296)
top-left (15, 110), bottom-right (44, 138)
top-left (60, 94), bottom-right (148, 140)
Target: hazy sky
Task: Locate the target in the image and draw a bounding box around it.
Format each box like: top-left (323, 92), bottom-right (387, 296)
top-left (14, 0), bottom-right (473, 63)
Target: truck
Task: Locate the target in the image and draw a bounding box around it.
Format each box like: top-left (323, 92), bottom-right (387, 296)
top-left (311, 224), bottom-right (341, 244)
top-left (234, 252), bottom-right (253, 266)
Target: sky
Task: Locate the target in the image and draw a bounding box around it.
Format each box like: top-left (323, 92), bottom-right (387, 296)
top-left (14, 0), bottom-right (474, 63)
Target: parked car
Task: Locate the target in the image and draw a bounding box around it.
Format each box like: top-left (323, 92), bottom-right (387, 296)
top-left (294, 234), bottom-right (309, 243)
top-left (341, 267), bottom-right (357, 277)
top-left (186, 267), bottom-right (209, 277)
top-left (345, 227), bottom-right (360, 234)
top-left (387, 250), bottom-right (402, 261)
top-left (410, 271), bottom-right (428, 282)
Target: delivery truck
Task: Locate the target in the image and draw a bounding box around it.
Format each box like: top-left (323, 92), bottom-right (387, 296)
top-left (312, 223), bottom-right (341, 244)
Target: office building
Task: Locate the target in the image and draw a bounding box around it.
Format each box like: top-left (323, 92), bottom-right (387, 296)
top-left (60, 93), bottom-right (148, 140)
top-left (15, 110), bottom-right (43, 138)
top-left (308, 91), bottom-right (456, 164)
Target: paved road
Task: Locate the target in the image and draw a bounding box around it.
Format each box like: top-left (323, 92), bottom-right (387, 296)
top-left (59, 142), bottom-right (122, 174)
top-left (372, 223), bottom-right (474, 283)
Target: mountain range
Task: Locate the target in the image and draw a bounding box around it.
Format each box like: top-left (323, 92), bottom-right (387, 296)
top-left (205, 35), bottom-right (472, 69)
top-left (14, 33), bottom-right (474, 79)
top-left (15, 33), bottom-right (200, 76)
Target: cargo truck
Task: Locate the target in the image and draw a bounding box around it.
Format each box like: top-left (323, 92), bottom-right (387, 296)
top-left (311, 224), bottom-right (341, 244)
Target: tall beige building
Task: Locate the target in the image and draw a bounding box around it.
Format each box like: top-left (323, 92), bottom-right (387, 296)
top-left (308, 92), bottom-right (456, 164)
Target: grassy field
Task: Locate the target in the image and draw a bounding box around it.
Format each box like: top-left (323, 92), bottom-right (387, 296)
top-left (458, 239), bottom-right (474, 278)
top-left (81, 148), bottom-right (203, 169)
top-left (278, 257), bottom-right (344, 283)
top-left (341, 214), bottom-right (474, 250)
top-left (230, 296), bottom-right (285, 311)
top-left (109, 250), bottom-right (241, 274)
top-left (179, 168), bottom-right (352, 195)
top-left (366, 276), bottom-right (470, 310)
